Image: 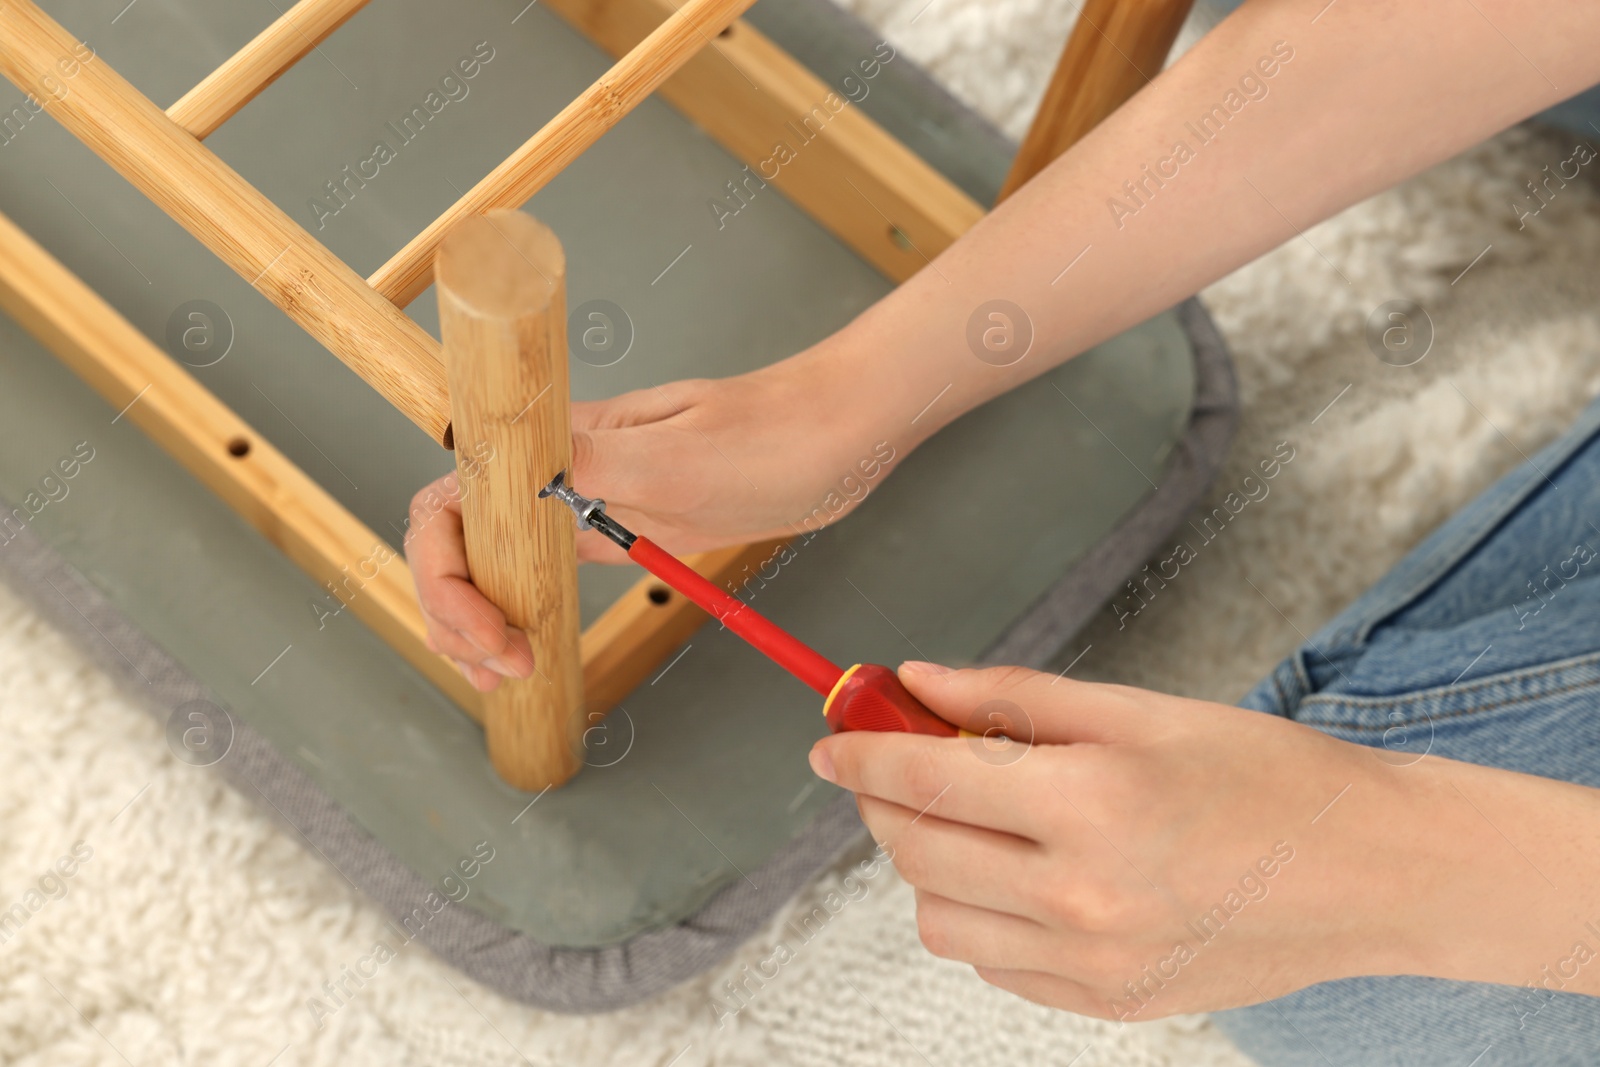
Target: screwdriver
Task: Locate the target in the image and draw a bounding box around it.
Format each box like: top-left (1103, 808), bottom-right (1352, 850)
top-left (541, 472), bottom-right (960, 737)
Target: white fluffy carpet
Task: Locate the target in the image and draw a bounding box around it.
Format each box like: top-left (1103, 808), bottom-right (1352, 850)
top-left (5, 1), bottom-right (1600, 1064)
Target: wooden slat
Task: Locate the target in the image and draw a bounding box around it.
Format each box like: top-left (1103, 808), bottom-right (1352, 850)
top-left (544, 0), bottom-right (985, 282)
top-left (0, 208), bottom-right (486, 718)
top-left (368, 0), bottom-right (760, 308)
top-left (167, 0), bottom-right (371, 140)
top-left (0, 0), bottom-right (453, 446)
top-left (997, 0), bottom-right (1194, 201)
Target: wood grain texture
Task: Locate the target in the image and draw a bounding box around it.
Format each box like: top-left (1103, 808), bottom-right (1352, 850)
top-left (0, 0), bottom-right (453, 446)
top-left (167, 0), bottom-right (371, 140)
top-left (543, 0), bottom-right (984, 283)
top-left (0, 207), bottom-right (486, 719)
top-left (997, 0), bottom-right (1194, 201)
top-left (369, 0), bottom-right (759, 308)
top-left (437, 212), bottom-right (583, 790)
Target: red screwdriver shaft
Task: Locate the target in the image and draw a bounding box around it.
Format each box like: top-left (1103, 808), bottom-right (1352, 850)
top-left (629, 536), bottom-right (958, 738)
top-left (539, 472), bottom-right (961, 738)
top-left (627, 536), bottom-right (843, 695)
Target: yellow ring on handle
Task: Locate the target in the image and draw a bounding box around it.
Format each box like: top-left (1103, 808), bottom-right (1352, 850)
top-left (821, 663), bottom-right (865, 718)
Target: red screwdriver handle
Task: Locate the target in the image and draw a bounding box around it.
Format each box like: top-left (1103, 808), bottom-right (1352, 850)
top-left (823, 664), bottom-right (960, 737)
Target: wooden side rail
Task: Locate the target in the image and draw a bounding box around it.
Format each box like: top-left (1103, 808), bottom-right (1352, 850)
top-left (544, 0), bottom-right (984, 282)
top-left (369, 0), bottom-right (760, 308)
top-left (167, 0), bottom-right (372, 140)
top-left (997, 0), bottom-right (1194, 201)
top-left (0, 208), bottom-right (484, 716)
top-left (0, 0), bottom-right (453, 446)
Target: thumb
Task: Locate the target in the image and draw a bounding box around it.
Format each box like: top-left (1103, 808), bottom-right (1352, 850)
top-left (569, 424), bottom-right (645, 503)
top-left (564, 428), bottom-right (641, 565)
top-left (896, 661), bottom-right (1151, 745)
top-left (570, 385), bottom-right (683, 499)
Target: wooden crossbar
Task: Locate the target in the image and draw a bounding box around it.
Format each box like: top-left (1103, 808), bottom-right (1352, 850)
top-left (0, 0), bottom-right (454, 446)
top-left (167, 0), bottom-right (372, 139)
top-left (369, 0), bottom-right (759, 308)
top-left (545, 0), bottom-right (984, 282)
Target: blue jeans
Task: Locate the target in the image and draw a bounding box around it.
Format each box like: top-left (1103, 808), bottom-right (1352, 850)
top-left (1215, 397), bottom-right (1600, 1065)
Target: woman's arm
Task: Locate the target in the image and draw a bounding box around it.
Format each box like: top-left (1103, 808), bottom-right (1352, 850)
top-left (803, 0), bottom-right (1600, 1010)
top-left (831, 0), bottom-right (1600, 453)
top-left (405, 0), bottom-right (1600, 687)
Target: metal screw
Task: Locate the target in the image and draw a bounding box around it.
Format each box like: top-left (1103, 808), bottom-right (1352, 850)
top-left (539, 470), bottom-right (605, 530)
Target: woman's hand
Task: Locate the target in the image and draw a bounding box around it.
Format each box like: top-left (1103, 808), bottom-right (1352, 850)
top-left (807, 661), bottom-right (1596, 1019)
top-left (403, 350), bottom-right (904, 691)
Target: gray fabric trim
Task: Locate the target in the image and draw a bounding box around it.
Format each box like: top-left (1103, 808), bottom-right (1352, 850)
top-left (981, 297), bottom-right (1239, 666)
top-left (0, 296), bottom-right (1235, 1013)
top-left (0, 519), bottom-right (868, 1013)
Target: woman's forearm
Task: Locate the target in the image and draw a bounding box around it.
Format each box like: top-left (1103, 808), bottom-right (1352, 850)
top-left (820, 0), bottom-right (1600, 447)
top-left (1395, 752), bottom-right (1600, 996)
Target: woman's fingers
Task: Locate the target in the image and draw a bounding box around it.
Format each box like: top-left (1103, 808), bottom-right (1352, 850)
top-left (813, 732), bottom-right (1043, 839)
top-left (574, 524), bottom-right (632, 564)
top-left (912, 889), bottom-right (1067, 973)
top-left (449, 656), bottom-right (503, 693)
top-left (896, 662), bottom-right (1157, 747)
top-left (405, 474), bottom-right (534, 688)
top-left (857, 796), bottom-right (1046, 919)
top-left (570, 383), bottom-right (690, 433)
top-left (971, 965), bottom-right (1105, 1016)
top-left (423, 601), bottom-right (534, 676)
top-left (571, 384), bottom-right (706, 508)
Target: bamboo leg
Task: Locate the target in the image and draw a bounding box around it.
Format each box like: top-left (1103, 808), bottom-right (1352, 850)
top-left (436, 212), bottom-right (582, 790)
top-left (997, 0), bottom-right (1194, 201)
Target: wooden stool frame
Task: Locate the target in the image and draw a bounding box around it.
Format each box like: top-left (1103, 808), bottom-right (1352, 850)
top-left (0, 0), bottom-right (1191, 788)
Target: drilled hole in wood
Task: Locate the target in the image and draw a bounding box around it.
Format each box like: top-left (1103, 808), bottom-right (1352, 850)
top-left (888, 225), bottom-right (913, 251)
top-left (647, 585), bottom-right (671, 605)
top-left (718, 24), bottom-right (734, 37)
top-left (226, 436), bottom-right (251, 458)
